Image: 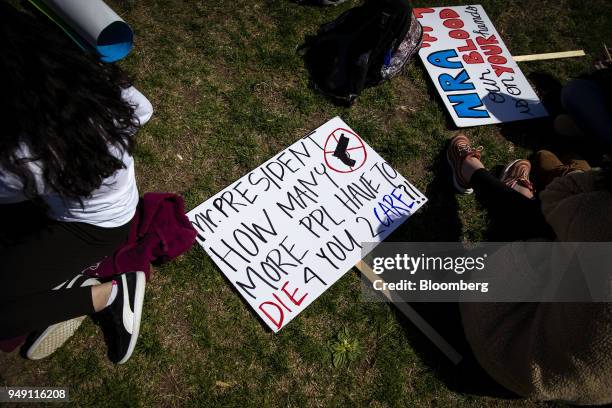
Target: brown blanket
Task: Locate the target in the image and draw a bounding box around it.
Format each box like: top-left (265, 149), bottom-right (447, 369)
top-left (461, 171), bottom-right (612, 405)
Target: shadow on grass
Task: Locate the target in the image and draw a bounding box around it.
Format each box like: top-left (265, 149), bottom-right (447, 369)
top-left (385, 149), bottom-right (462, 242)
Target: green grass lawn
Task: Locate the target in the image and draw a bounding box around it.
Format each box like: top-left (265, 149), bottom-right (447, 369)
top-left (2, 0), bottom-right (611, 406)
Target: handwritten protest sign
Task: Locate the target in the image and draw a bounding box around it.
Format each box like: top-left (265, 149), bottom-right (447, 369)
top-left (414, 5), bottom-right (548, 127)
top-left (187, 117), bottom-right (427, 332)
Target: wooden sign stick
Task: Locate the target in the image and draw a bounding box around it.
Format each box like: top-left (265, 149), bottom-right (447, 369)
top-left (513, 50), bottom-right (586, 62)
top-left (355, 260), bottom-right (463, 365)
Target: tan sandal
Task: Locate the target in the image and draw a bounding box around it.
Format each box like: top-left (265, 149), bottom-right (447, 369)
top-left (446, 134), bottom-right (483, 194)
top-left (501, 159), bottom-right (536, 195)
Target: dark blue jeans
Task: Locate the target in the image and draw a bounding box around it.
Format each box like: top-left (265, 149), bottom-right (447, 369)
top-left (562, 79), bottom-right (612, 152)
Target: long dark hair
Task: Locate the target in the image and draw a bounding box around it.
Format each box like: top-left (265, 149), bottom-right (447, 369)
top-left (0, 3), bottom-right (138, 202)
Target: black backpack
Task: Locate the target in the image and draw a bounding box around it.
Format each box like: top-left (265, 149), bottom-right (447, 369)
top-left (303, 0), bottom-right (419, 105)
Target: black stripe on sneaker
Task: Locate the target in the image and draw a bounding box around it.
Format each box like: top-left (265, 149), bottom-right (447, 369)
top-left (127, 274), bottom-right (135, 314)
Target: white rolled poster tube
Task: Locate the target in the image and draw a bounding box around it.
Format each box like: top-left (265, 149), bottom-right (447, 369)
top-left (35, 0), bottom-right (134, 62)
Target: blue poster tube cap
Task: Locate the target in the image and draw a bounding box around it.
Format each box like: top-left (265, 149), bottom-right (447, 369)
top-left (96, 20), bottom-right (134, 63)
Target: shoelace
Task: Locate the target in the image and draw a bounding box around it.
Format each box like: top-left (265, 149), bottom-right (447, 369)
top-left (457, 143), bottom-right (483, 157)
top-left (513, 177), bottom-right (535, 192)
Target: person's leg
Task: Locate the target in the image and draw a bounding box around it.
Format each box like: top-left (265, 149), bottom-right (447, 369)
top-left (0, 220), bottom-right (129, 339)
top-left (449, 136), bottom-right (534, 200)
top-left (469, 168), bottom-right (554, 241)
top-left (533, 150), bottom-right (592, 190)
top-left (447, 135), bottom-right (554, 241)
top-left (562, 79), bottom-right (612, 151)
top-left (471, 168), bottom-right (534, 209)
top-left (0, 284), bottom-right (113, 339)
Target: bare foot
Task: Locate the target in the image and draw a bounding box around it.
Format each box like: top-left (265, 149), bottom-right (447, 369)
top-left (512, 184), bottom-right (534, 199)
top-left (91, 282), bottom-right (113, 312)
top-left (461, 156), bottom-right (485, 183)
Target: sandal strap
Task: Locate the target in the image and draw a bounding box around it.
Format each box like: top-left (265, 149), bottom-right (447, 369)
top-left (456, 145), bottom-right (483, 185)
top-left (510, 177), bottom-right (536, 194)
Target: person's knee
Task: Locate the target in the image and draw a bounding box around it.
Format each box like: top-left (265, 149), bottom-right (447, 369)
top-left (561, 79), bottom-right (601, 112)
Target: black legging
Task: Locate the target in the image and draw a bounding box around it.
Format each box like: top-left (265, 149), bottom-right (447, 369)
top-left (471, 168), bottom-right (555, 241)
top-left (0, 202), bottom-right (129, 340)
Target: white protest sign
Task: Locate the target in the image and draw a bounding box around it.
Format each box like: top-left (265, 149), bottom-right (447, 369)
top-left (187, 117), bottom-right (427, 332)
top-left (414, 5), bottom-right (548, 127)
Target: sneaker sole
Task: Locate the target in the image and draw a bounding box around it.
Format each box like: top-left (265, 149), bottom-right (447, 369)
top-left (117, 271), bottom-right (146, 364)
top-left (26, 316), bottom-right (86, 360)
top-left (446, 150), bottom-right (474, 194)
